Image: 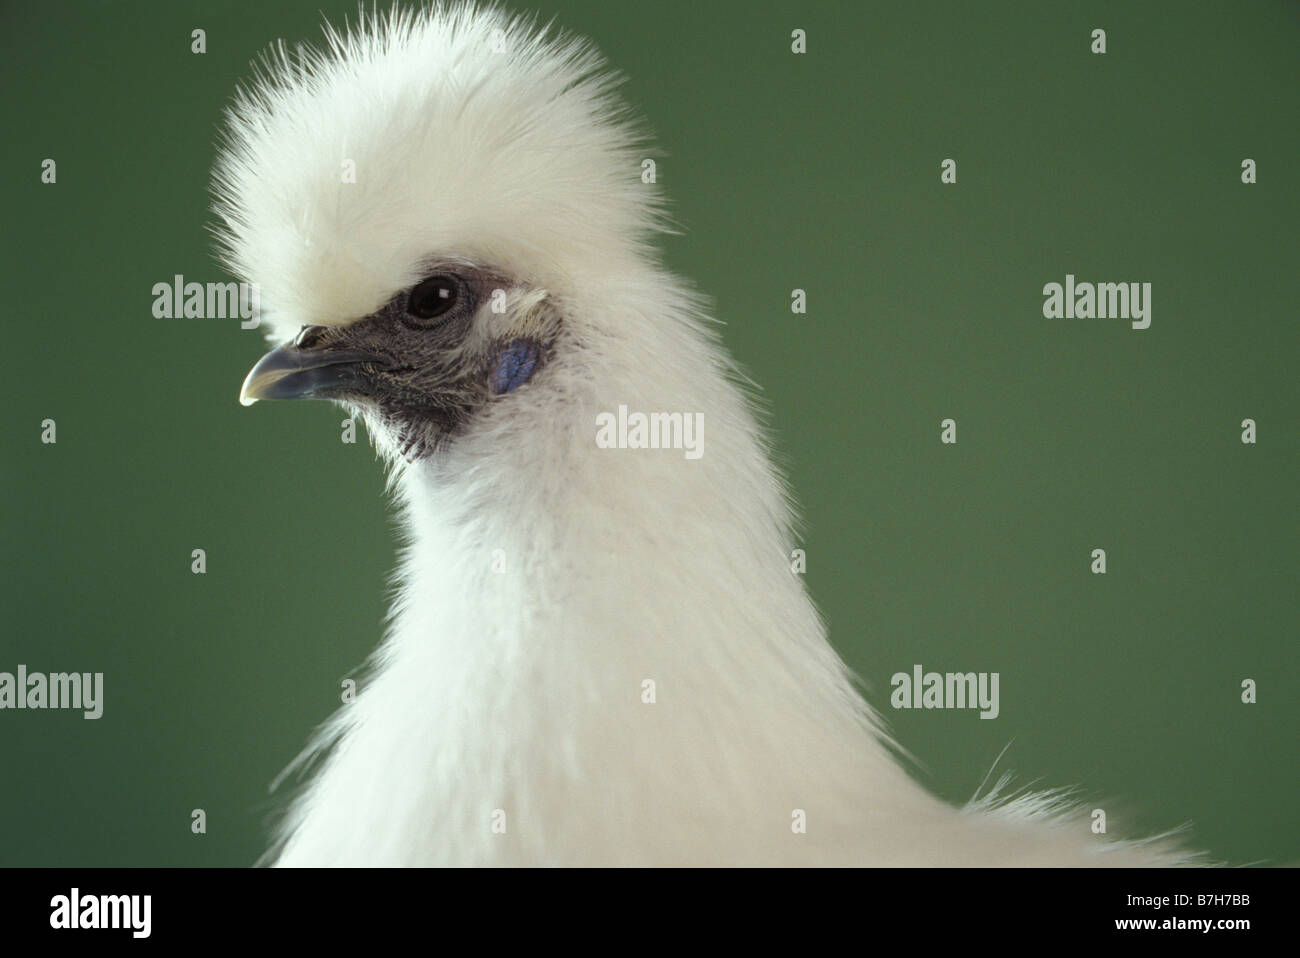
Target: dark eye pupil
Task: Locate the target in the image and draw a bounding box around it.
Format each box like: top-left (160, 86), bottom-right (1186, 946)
top-left (408, 276), bottom-right (458, 320)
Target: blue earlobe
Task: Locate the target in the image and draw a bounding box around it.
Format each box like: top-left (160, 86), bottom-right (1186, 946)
top-left (490, 339), bottom-right (540, 395)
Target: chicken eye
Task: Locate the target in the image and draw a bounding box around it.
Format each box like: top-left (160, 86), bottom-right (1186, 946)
top-left (405, 275), bottom-right (459, 324)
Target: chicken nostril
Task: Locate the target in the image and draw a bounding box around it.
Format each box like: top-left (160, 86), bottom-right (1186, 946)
top-left (293, 324), bottom-right (328, 349)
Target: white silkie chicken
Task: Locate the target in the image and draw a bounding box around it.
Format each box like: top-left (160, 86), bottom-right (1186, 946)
top-left (221, 4), bottom-right (1199, 866)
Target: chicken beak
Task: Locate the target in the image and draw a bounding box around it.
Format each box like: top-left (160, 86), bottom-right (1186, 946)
top-left (239, 343), bottom-right (384, 406)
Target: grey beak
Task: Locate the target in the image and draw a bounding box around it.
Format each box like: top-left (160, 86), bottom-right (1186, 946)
top-left (239, 344), bottom-right (385, 406)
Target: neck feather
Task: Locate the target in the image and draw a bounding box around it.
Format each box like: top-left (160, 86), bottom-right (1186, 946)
top-left (273, 277), bottom-right (902, 865)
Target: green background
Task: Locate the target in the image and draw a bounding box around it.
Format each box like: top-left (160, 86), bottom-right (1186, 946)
top-left (1, 1), bottom-right (1295, 866)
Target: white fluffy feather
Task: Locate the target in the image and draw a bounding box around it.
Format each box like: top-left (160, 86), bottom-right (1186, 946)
top-left (216, 3), bottom-right (1202, 866)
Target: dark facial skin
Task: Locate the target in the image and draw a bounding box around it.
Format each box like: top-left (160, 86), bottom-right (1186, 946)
top-left (240, 263), bottom-right (556, 458)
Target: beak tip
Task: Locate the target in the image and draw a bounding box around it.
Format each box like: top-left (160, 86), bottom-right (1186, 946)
top-left (238, 369), bottom-right (262, 406)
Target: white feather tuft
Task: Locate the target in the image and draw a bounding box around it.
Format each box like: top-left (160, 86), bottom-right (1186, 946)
top-left (213, 2), bottom-right (668, 344)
